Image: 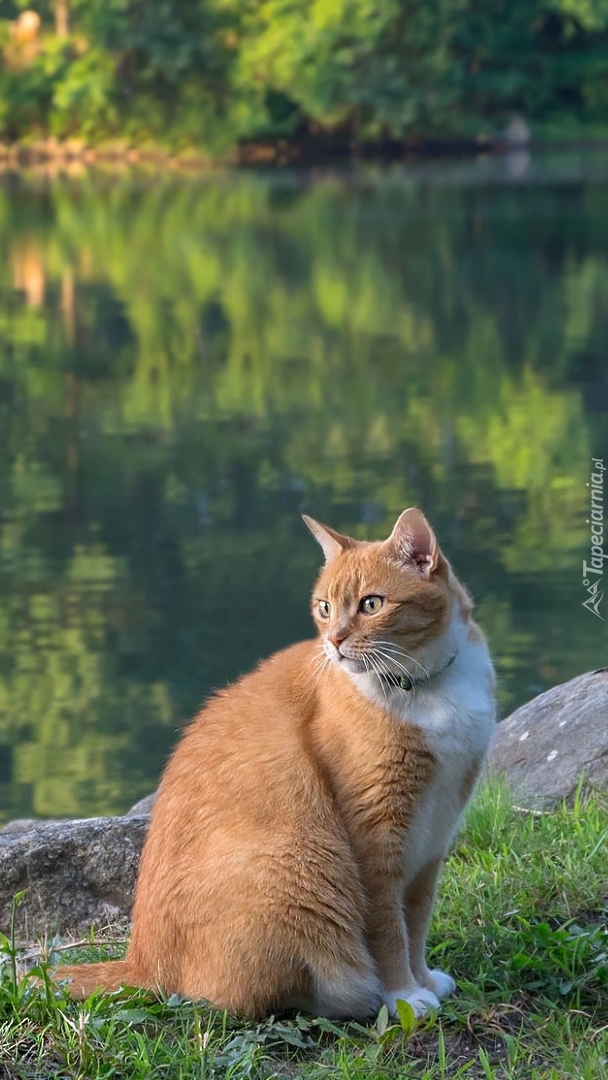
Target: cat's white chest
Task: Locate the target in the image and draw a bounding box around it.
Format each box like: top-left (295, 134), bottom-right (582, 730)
top-left (348, 619), bottom-right (495, 882)
top-left (392, 639), bottom-right (495, 884)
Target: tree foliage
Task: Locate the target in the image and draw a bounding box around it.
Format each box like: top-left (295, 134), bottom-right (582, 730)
top-left (1, 0), bottom-right (608, 147)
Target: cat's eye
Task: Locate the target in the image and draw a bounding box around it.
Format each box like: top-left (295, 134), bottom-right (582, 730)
top-left (317, 599), bottom-right (331, 619)
top-left (360, 595), bottom-right (384, 615)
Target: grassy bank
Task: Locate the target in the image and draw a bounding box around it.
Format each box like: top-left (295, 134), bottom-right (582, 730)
top-left (1, 780), bottom-right (607, 1079)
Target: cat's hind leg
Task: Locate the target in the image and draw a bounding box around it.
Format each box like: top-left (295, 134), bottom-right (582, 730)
top-left (282, 883), bottom-right (382, 1019)
top-left (304, 960), bottom-right (382, 1021)
top-left (181, 915), bottom-right (381, 1020)
top-left (175, 843), bottom-right (381, 1021)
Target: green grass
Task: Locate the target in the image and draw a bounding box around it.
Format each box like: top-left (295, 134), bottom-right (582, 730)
top-left (1, 779), bottom-right (607, 1079)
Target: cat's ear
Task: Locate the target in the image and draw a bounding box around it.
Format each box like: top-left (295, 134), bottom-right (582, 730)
top-left (302, 515), bottom-right (357, 563)
top-left (386, 507), bottom-right (441, 578)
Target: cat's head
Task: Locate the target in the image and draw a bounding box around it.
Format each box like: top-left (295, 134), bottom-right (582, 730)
top-left (303, 508), bottom-right (472, 685)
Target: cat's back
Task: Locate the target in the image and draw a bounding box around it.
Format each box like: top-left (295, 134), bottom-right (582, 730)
top-left (185, 636), bottom-right (319, 744)
top-left (152, 638), bottom-right (325, 828)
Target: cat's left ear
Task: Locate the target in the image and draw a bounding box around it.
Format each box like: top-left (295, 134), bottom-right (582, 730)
top-left (302, 515), bottom-right (357, 563)
top-left (386, 507), bottom-right (442, 578)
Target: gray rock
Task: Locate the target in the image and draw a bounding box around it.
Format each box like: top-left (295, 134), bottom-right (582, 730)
top-left (491, 668), bottom-right (608, 809)
top-left (0, 816), bottom-right (149, 939)
top-left (127, 792), bottom-right (157, 816)
top-left (0, 794), bottom-right (157, 836)
top-left (0, 818), bottom-right (64, 836)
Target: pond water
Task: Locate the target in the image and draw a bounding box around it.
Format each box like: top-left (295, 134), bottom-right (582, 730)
top-left (0, 154), bottom-right (606, 824)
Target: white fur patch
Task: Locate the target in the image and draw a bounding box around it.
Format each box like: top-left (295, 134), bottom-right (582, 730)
top-left (425, 968), bottom-right (457, 1000)
top-left (403, 631), bottom-right (494, 882)
top-left (383, 986), bottom-right (440, 1018)
top-left (349, 609), bottom-right (495, 884)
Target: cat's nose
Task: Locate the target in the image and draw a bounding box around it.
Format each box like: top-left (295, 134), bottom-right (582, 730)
top-left (328, 629), bottom-right (348, 648)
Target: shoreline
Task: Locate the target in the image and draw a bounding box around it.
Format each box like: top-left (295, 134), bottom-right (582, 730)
top-left (2, 133), bottom-right (608, 173)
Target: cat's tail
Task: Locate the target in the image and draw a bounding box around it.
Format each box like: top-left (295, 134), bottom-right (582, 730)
top-left (50, 960), bottom-right (141, 1000)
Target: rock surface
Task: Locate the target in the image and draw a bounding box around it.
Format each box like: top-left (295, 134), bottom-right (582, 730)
top-left (0, 818), bottom-right (64, 836)
top-left (126, 793), bottom-right (157, 817)
top-left (0, 816), bottom-right (149, 937)
top-left (491, 667), bottom-right (608, 809)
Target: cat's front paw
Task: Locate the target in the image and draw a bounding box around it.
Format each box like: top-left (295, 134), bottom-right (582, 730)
top-left (382, 986), bottom-right (440, 1019)
top-left (422, 968), bottom-right (456, 1001)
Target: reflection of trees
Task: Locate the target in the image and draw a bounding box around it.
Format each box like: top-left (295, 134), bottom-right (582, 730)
top-left (11, 244), bottom-right (46, 307)
top-left (0, 171), bottom-right (606, 821)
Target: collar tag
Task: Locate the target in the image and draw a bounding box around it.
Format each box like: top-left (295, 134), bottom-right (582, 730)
top-left (381, 649), bottom-right (459, 693)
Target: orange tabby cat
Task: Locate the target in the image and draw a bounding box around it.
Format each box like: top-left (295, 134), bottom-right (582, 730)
top-left (56, 508), bottom-right (495, 1019)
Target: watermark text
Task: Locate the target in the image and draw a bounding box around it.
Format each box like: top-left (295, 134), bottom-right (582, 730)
top-left (582, 457), bottom-right (605, 619)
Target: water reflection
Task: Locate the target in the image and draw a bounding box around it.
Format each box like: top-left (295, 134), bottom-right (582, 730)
top-left (0, 161), bottom-right (606, 823)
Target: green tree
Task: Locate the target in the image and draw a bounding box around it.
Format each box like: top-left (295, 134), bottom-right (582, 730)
top-left (2, 0), bottom-right (608, 148)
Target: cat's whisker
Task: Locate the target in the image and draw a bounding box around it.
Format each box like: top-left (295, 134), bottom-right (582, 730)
top-left (365, 650), bottom-right (388, 686)
top-left (309, 643), bottom-right (328, 668)
top-left (309, 657), bottom-right (324, 679)
top-left (370, 648), bottom-right (414, 679)
top-left (400, 653), bottom-right (430, 680)
top-left (309, 648), bottom-right (326, 671)
top-left (362, 651), bottom-right (389, 710)
top-left (312, 657), bottom-right (332, 684)
top-left (369, 647), bottom-right (429, 692)
top-left (372, 639), bottom-right (429, 668)
top-left (309, 648), bottom-right (332, 684)
top-left (371, 641), bottom-right (430, 680)
top-left (371, 646), bottom-right (415, 676)
top-left (372, 647), bottom-right (419, 685)
top-left (366, 642), bottom-right (412, 673)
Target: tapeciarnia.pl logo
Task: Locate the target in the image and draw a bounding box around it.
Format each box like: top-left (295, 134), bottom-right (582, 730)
top-left (582, 457), bottom-right (605, 620)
